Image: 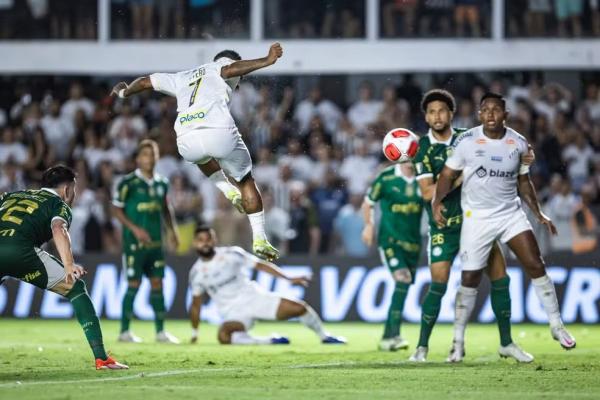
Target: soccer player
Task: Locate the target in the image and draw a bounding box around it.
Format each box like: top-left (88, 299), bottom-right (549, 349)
top-left (361, 161), bottom-right (423, 351)
top-left (433, 92), bottom-right (576, 356)
top-left (110, 43), bottom-right (283, 262)
top-left (188, 226), bottom-right (346, 345)
top-left (112, 139), bottom-right (180, 344)
top-left (410, 89), bottom-right (533, 362)
top-left (0, 166), bottom-right (128, 370)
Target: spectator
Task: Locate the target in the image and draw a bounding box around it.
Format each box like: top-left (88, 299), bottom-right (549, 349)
top-left (262, 189), bottom-right (291, 254)
top-left (339, 139), bottom-right (378, 194)
top-left (348, 81), bottom-right (383, 133)
top-left (288, 182), bottom-right (320, 255)
top-left (294, 86), bottom-right (342, 135)
top-left (555, 0), bottom-right (583, 37)
top-left (333, 192), bottom-right (370, 257)
top-left (61, 82), bottom-right (95, 122)
top-left (0, 159), bottom-right (26, 193)
top-left (525, 0), bottom-right (552, 36)
top-left (212, 193), bottom-right (252, 249)
top-left (253, 147), bottom-right (280, 188)
top-left (571, 184), bottom-right (598, 253)
top-left (108, 102), bottom-right (148, 156)
top-left (279, 137), bottom-right (314, 181)
top-left (562, 131), bottom-right (594, 191)
top-left (545, 177), bottom-right (580, 251)
top-left (310, 169), bottom-right (348, 253)
top-left (0, 126), bottom-right (28, 166)
top-left (130, 0), bottom-right (154, 39)
top-left (377, 85), bottom-right (411, 133)
top-left (382, 0), bottom-right (418, 37)
top-left (454, 0), bottom-right (482, 37)
top-left (40, 99), bottom-right (75, 161)
top-left (453, 98), bottom-right (477, 128)
top-left (419, 0), bottom-right (454, 37)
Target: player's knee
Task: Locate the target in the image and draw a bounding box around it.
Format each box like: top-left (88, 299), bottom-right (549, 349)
top-left (239, 171), bottom-right (254, 185)
top-left (393, 269), bottom-right (412, 284)
top-left (293, 300), bottom-right (308, 317)
top-left (461, 271), bottom-right (482, 288)
top-left (65, 279), bottom-right (87, 301)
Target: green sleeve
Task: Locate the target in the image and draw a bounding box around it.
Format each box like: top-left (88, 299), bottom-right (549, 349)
top-left (113, 177), bottom-right (130, 208)
top-left (365, 173), bottom-right (383, 204)
top-left (413, 138), bottom-right (433, 178)
top-left (51, 199), bottom-right (73, 229)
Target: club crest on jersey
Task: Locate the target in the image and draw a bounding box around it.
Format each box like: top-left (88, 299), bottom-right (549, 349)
top-left (476, 166), bottom-right (487, 178)
top-left (156, 186), bottom-right (164, 197)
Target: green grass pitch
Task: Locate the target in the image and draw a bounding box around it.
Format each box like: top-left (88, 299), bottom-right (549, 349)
top-left (0, 319), bottom-right (599, 400)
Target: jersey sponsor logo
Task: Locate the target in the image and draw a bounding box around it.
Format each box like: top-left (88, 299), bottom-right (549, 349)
top-left (475, 166), bottom-right (515, 178)
top-left (475, 150), bottom-right (486, 157)
top-left (22, 270), bottom-right (41, 283)
top-left (179, 110), bottom-right (207, 125)
top-left (390, 202), bottom-right (421, 214)
top-left (491, 156), bottom-right (503, 162)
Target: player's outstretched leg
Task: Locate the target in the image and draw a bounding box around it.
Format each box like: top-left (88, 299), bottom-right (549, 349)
top-left (218, 322), bottom-right (289, 345)
top-left (150, 277), bottom-right (180, 344)
top-left (118, 280), bottom-right (142, 343)
top-left (380, 281), bottom-right (410, 351)
top-left (447, 284), bottom-right (477, 362)
top-left (199, 160), bottom-right (244, 213)
top-left (507, 231), bottom-right (576, 350)
top-left (277, 299), bottom-right (346, 344)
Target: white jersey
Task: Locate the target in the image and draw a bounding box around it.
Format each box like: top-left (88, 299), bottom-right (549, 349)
top-left (149, 58), bottom-right (240, 136)
top-left (445, 125), bottom-right (529, 219)
top-left (188, 246), bottom-right (261, 312)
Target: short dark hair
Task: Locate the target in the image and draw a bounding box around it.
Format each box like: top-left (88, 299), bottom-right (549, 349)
top-left (480, 92), bottom-right (506, 109)
top-left (41, 165), bottom-right (76, 188)
top-left (194, 224), bottom-right (214, 236)
top-left (213, 50), bottom-right (241, 62)
top-left (421, 89), bottom-right (456, 113)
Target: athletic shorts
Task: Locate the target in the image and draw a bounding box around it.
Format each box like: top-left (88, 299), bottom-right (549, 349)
top-left (427, 224), bottom-right (461, 265)
top-left (378, 244), bottom-right (419, 283)
top-left (0, 243), bottom-right (66, 290)
top-left (176, 127), bottom-right (252, 182)
top-left (459, 208), bottom-right (532, 271)
top-left (221, 284), bottom-right (283, 330)
top-left (123, 246), bottom-right (166, 280)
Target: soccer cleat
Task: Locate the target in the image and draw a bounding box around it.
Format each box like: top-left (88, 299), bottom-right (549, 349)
top-left (252, 238), bottom-right (280, 261)
top-left (270, 335), bottom-right (290, 345)
top-left (226, 189), bottom-right (245, 214)
top-left (95, 356), bottom-right (129, 370)
top-left (499, 343), bottom-right (534, 363)
top-left (322, 335), bottom-right (347, 344)
top-left (156, 331), bottom-right (181, 344)
top-left (379, 337), bottom-right (409, 351)
top-left (446, 340), bottom-right (466, 363)
top-left (551, 325), bottom-right (576, 350)
top-left (117, 330), bottom-right (143, 343)
top-left (408, 346), bottom-right (428, 362)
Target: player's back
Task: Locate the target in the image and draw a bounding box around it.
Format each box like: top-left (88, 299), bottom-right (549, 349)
top-left (0, 189), bottom-right (72, 248)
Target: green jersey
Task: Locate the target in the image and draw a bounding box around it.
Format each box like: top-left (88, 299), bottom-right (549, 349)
top-left (366, 164), bottom-right (423, 252)
top-left (0, 189), bottom-right (72, 247)
top-left (413, 128), bottom-right (466, 230)
top-left (113, 169), bottom-right (169, 251)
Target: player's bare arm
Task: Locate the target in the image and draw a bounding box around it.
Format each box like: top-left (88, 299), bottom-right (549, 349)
top-left (255, 260), bottom-right (310, 287)
top-left (517, 174), bottom-right (557, 235)
top-left (51, 219), bottom-right (86, 285)
top-left (162, 197), bottom-right (180, 250)
top-left (360, 199), bottom-right (375, 246)
top-left (221, 43), bottom-right (283, 79)
top-left (189, 295), bottom-right (203, 343)
top-left (111, 205), bottom-right (151, 244)
top-left (432, 166), bottom-right (461, 228)
top-left (110, 76), bottom-right (153, 98)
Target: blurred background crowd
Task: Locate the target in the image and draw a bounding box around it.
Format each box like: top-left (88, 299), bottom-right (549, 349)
top-left (0, 70), bottom-right (598, 258)
top-left (1, 0), bottom-right (599, 40)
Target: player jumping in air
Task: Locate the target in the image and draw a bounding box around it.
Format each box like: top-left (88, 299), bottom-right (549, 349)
top-left (112, 140), bottom-right (180, 344)
top-left (188, 226), bottom-right (346, 345)
top-left (410, 89), bottom-right (534, 362)
top-left (362, 162), bottom-right (423, 351)
top-left (110, 43), bottom-right (283, 262)
top-left (0, 166), bottom-right (128, 370)
top-left (433, 92), bottom-right (576, 357)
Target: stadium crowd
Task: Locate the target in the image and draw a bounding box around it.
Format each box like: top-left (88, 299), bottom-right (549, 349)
top-left (0, 73), bottom-right (598, 257)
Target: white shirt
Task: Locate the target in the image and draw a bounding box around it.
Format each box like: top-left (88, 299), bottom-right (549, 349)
top-left (294, 99), bottom-right (342, 134)
top-left (347, 100), bottom-right (383, 132)
top-left (562, 144), bottom-right (594, 180)
top-left (40, 114), bottom-right (75, 160)
top-left (446, 125), bottom-right (529, 219)
top-left (150, 58), bottom-right (239, 136)
top-left (188, 246), bottom-right (260, 313)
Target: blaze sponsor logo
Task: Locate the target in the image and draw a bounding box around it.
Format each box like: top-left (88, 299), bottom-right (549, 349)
top-left (475, 166), bottom-right (515, 178)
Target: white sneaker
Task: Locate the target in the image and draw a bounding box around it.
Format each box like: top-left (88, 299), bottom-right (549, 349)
top-left (408, 346), bottom-right (428, 362)
top-left (551, 326), bottom-right (576, 350)
top-left (499, 343), bottom-right (534, 363)
top-left (446, 340), bottom-right (465, 363)
top-left (117, 330), bottom-right (143, 343)
top-left (379, 337), bottom-right (409, 351)
top-left (156, 331), bottom-right (180, 344)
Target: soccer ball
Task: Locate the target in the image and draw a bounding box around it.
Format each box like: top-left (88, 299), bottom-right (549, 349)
top-left (382, 128), bottom-right (419, 163)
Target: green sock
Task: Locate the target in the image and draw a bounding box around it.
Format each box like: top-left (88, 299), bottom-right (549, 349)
top-left (417, 281), bottom-right (447, 348)
top-left (120, 286), bottom-right (138, 333)
top-left (67, 280), bottom-right (108, 360)
top-left (150, 289), bottom-right (166, 333)
top-left (383, 282), bottom-right (410, 339)
top-left (491, 276), bottom-right (513, 347)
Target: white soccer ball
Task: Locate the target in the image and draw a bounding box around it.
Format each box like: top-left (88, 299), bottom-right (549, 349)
top-left (382, 128), bottom-right (420, 163)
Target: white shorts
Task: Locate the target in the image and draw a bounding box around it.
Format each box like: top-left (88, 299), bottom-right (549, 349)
top-left (176, 127), bottom-right (252, 182)
top-left (221, 285), bottom-right (283, 330)
top-left (459, 208), bottom-right (532, 271)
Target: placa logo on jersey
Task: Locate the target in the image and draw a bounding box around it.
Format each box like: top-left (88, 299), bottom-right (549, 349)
top-left (179, 110), bottom-right (207, 125)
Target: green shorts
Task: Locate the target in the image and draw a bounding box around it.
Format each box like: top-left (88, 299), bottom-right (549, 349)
top-left (123, 246), bottom-right (165, 281)
top-left (378, 242), bottom-right (420, 283)
top-left (427, 224), bottom-right (461, 265)
top-left (0, 240), bottom-right (65, 290)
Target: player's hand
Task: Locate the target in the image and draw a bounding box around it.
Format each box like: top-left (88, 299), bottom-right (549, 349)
top-left (65, 263), bottom-right (86, 284)
top-left (538, 213), bottom-right (558, 236)
top-left (290, 276), bottom-right (310, 288)
top-left (266, 42), bottom-right (283, 65)
top-left (132, 226), bottom-right (152, 244)
top-left (432, 202), bottom-right (447, 229)
top-left (521, 144), bottom-right (536, 166)
top-left (361, 224), bottom-right (374, 247)
top-left (111, 82), bottom-right (128, 98)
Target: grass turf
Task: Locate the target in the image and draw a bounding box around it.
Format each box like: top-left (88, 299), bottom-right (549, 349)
top-left (0, 319), bottom-right (598, 400)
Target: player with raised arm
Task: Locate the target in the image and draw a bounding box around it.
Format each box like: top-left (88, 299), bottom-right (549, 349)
top-left (410, 89), bottom-right (534, 362)
top-left (112, 140), bottom-right (180, 344)
top-left (433, 92), bottom-right (576, 359)
top-left (110, 43), bottom-right (283, 262)
top-left (361, 162), bottom-right (423, 351)
top-left (0, 166), bottom-right (128, 370)
top-left (188, 226), bottom-right (346, 345)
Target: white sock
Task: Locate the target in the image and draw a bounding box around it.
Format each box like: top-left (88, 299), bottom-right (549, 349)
top-left (208, 170), bottom-right (239, 198)
top-left (453, 286), bottom-right (478, 343)
top-left (248, 211), bottom-right (266, 241)
top-left (230, 331), bottom-right (272, 345)
top-left (299, 305), bottom-right (328, 340)
top-left (531, 274), bottom-right (563, 329)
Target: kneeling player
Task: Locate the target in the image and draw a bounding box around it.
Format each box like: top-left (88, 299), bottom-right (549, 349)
top-left (188, 226), bottom-right (346, 345)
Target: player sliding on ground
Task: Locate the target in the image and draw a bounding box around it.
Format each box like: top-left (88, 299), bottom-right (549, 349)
top-left (362, 161), bottom-right (423, 351)
top-left (433, 92), bottom-right (576, 357)
top-left (110, 43), bottom-right (283, 262)
top-left (188, 226), bottom-right (346, 345)
top-left (410, 89), bottom-right (535, 362)
top-left (0, 166), bottom-right (128, 370)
